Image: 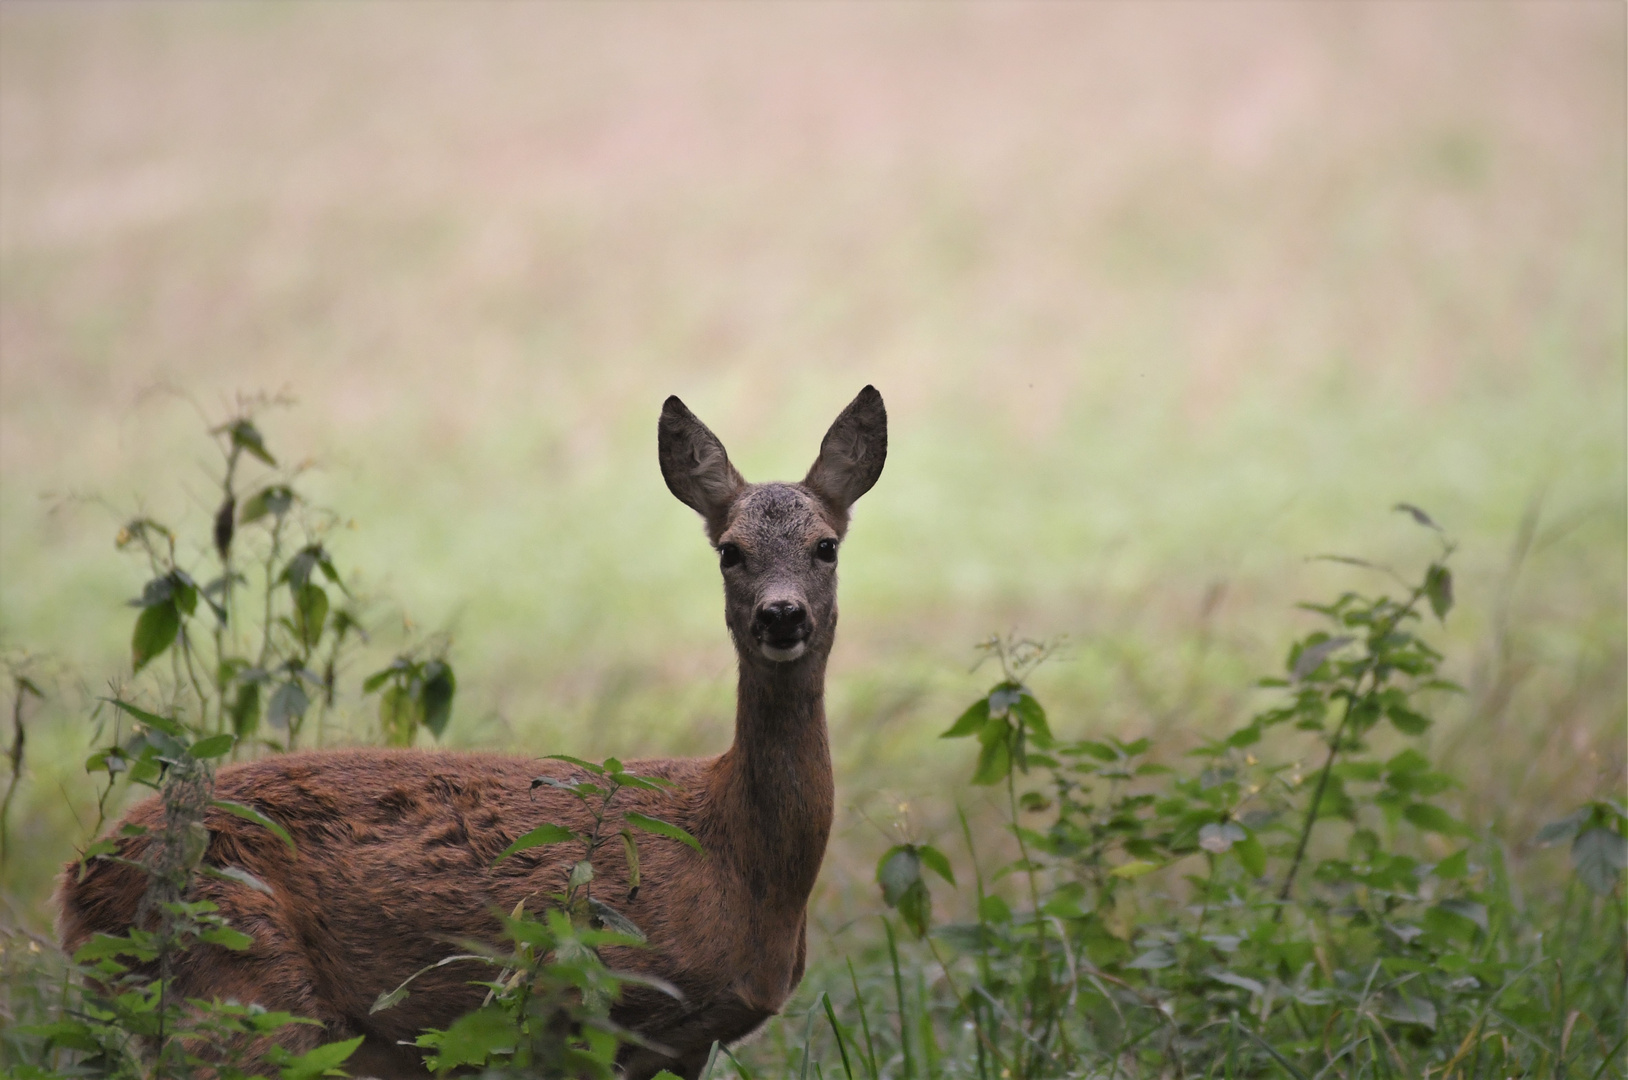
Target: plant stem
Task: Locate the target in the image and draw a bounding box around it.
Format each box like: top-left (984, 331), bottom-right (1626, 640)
top-left (1276, 581), bottom-right (1429, 920)
top-left (1276, 690), bottom-right (1356, 921)
top-left (884, 918), bottom-right (914, 1080)
top-left (0, 680), bottom-right (26, 872)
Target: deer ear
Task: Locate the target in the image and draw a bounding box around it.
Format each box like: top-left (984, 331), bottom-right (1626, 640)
top-left (805, 385), bottom-right (887, 514)
top-left (659, 396), bottom-right (745, 536)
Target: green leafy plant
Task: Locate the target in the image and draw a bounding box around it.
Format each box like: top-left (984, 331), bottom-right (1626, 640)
top-left (363, 654), bottom-right (457, 747)
top-left (369, 755), bottom-right (703, 1077)
top-left (823, 510), bottom-right (1626, 1080)
top-left (19, 700), bottom-right (359, 1080)
top-left (4, 405), bottom-right (446, 1078)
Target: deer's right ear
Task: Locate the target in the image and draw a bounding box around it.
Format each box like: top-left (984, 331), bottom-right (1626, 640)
top-left (659, 396), bottom-right (745, 538)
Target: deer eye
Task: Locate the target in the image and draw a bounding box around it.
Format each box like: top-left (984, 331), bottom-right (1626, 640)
top-left (815, 538), bottom-right (838, 564)
top-left (718, 543), bottom-right (744, 569)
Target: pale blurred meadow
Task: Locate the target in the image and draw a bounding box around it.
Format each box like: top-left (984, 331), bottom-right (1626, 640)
top-left (0, 2), bottom-right (1622, 941)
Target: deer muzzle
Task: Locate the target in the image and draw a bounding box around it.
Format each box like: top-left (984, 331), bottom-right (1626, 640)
top-left (754, 600), bottom-right (810, 661)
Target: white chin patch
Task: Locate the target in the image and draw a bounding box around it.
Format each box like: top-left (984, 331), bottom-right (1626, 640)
top-left (759, 641), bottom-right (807, 663)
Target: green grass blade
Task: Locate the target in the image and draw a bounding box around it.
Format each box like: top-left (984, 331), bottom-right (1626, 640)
top-left (885, 917), bottom-right (915, 1080)
top-left (849, 957), bottom-right (880, 1080)
top-left (824, 987), bottom-right (857, 1080)
top-left (1241, 1026), bottom-right (1313, 1080)
top-left (800, 993), bottom-right (823, 1080)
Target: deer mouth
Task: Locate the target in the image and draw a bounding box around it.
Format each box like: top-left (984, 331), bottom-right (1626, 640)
top-left (759, 640), bottom-right (807, 662)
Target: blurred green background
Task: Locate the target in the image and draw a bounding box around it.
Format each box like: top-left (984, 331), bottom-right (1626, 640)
top-left (0, 3), bottom-right (1622, 937)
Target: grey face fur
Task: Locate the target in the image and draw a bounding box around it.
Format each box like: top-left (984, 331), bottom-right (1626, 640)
top-left (658, 387), bottom-right (887, 667)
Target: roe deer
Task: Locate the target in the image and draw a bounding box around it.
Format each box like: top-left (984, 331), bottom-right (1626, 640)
top-left (56, 386), bottom-right (887, 1079)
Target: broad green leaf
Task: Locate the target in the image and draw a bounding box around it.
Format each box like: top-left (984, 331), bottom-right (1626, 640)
top-left (200, 865), bottom-right (273, 894)
top-left (546, 754), bottom-right (607, 775)
top-left (189, 733), bottom-right (236, 760)
top-left (277, 1035), bottom-right (364, 1080)
top-left (987, 683), bottom-right (1022, 716)
top-left (1379, 993), bottom-right (1437, 1030)
top-left (970, 726), bottom-right (1011, 786)
top-left (1536, 808), bottom-right (1591, 846)
top-left (1208, 968), bottom-right (1264, 995)
top-left (1386, 748), bottom-right (1432, 775)
top-left (1126, 945), bottom-right (1175, 970)
top-left (916, 844), bottom-right (956, 886)
top-left (568, 859), bottom-right (595, 889)
top-left (370, 986), bottom-right (409, 1014)
top-left (74, 931), bottom-right (157, 966)
top-left (1387, 703), bottom-right (1432, 735)
top-left (587, 897), bottom-right (646, 942)
top-left (1010, 690), bottom-right (1052, 747)
top-left (269, 681), bottom-right (310, 730)
top-left (240, 485), bottom-right (294, 524)
top-left (379, 684), bottom-right (416, 746)
top-left (213, 799), bottom-right (296, 853)
top-left (1234, 830), bottom-right (1267, 877)
top-left (896, 879), bottom-right (931, 938)
top-left (625, 811), bottom-right (703, 852)
top-left (131, 601), bottom-right (179, 673)
top-left (169, 571), bottom-right (198, 616)
top-left (1393, 503), bottom-right (1440, 530)
top-left (978, 894), bottom-right (1012, 923)
top-left (494, 823), bottom-right (577, 863)
top-left (228, 420), bottom-right (277, 467)
top-left (621, 830), bottom-right (641, 895)
top-left (362, 660), bottom-right (409, 694)
top-left (283, 548), bottom-right (320, 593)
top-left (1425, 564), bottom-right (1454, 621)
top-left (1434, 898), bottom-right (1488, 932)
top-left (421, 660), bottom-right (456, 739)
top-left (1404, 802), bottom-right (1471, 837)
top-left (105, 697), bottom-right (186, 737)
top-left (1111, 860), bottom-right (1159, 879)
top-left (199, 926), bottom-right (255, 951)
top-left (129, 576), bottom-right (174, 608)
top-left (940, 698), bottom-right (989, 739)
top-left (231, 681), bottom-right (261, 740)
top-left (294, 583), bottom-right (328, 649)
top-left (1433, 849), bottom-right (1470, 880)
top-left (1226, 723), bottom-right (1262, 748)
top-left (1199, 822), bottom-right (1246, 854)
top-left (1071, 739), bottom-right (1119, 762)
top-left (876, 846), bottom-right (922, 906)
top-left (417, 1006), bottom-right (514, 1073)
top-left (1291, 635), bottom-right (1354, 682)
top-left (316, 552), bottom-right (346, 593)
top-left (1573, 827), bottom-right (1628, 896)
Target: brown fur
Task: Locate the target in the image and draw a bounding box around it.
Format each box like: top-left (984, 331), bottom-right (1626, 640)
top-left (56, 388), bottom-right (886, 1080)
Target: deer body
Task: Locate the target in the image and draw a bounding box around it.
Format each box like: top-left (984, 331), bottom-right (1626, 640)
top-left (56, 388), bottom-right (887, 1079)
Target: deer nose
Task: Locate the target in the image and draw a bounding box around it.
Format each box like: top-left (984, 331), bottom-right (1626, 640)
top-left (755, 601), bottom-right (808, 642)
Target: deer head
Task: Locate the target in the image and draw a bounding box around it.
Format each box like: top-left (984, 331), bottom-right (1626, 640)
top-left (658, 386), bottom-right (886, 669)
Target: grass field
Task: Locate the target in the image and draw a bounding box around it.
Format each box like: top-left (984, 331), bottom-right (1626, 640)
top-left (1, 4), bottom-right (1623, 1070)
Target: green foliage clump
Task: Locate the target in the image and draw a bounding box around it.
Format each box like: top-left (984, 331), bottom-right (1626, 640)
top-left (782, 511), bottom-right (1625, 1080)
top-left (373, 754), bottom-right (703, 1078)
top-left (2, 409), bottom-right (459, 1077)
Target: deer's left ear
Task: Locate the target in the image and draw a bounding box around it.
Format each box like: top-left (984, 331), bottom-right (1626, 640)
top-left (804, 385), bottom-right (887, 515)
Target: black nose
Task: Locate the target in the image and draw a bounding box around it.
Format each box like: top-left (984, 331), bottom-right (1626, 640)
top-left (755, 601), bottom-right (808, 641)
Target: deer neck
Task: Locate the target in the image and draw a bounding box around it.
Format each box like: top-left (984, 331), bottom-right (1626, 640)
top-left (703, 652), bottom-right (834, 911)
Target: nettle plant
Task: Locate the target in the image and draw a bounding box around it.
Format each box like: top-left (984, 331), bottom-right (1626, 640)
top-left (870, 507), bottom-right (1626, 1080)
top-left (371, 756), bottom-right (701, 1078)
top-left (15, 405), bottom-right (457, 1077)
